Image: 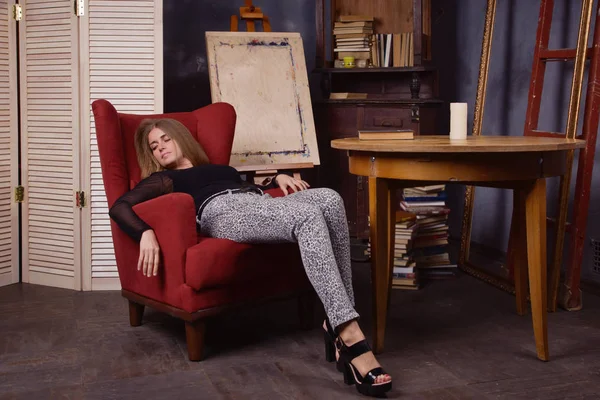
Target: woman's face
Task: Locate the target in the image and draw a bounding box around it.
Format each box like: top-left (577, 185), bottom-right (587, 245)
top-left (148, 127), bottom-right (184, 169)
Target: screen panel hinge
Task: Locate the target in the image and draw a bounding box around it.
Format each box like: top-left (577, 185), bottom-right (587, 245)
top-left (75, 191), bottom-right (86, 208)
top-left (14, 186), bottom-right (24, 203)
top-left (74, 0), bottom-right (85, 16)
top-left (12, 4), bottom-right (22, 21)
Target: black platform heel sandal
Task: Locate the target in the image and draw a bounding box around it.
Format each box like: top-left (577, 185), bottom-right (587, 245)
top-left (323, 318), bottom-right (338, 363)
top-left (335, 336), bottom-right (392, 397)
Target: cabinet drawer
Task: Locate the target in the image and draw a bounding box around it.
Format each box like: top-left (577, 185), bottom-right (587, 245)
top-left (361, 107), bottom-right (412, 129)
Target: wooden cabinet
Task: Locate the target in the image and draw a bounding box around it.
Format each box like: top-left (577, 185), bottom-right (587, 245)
top-left (315, 99), bottom-right (442, 238)
top-left (314, 0), bottom-right (443, 238)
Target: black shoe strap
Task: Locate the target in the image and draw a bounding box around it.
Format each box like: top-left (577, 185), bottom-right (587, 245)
top-left (337, 338), bottom-right (372, 359)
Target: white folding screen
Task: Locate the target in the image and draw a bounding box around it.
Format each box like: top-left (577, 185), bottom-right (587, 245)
top-left (80, 0), bottom-right (163, 291)
top-left (19, 0), bottom-right (82, 290)
top-left (0, 0), bottom-right (19, 287)
top-left (7, 0), bottom-right (162, 290)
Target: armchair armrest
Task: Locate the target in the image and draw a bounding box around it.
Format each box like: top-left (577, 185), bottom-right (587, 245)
top-left (132, 193), bottom-right (197, 294)
top-left (265, 187), bottom-right (285, 198)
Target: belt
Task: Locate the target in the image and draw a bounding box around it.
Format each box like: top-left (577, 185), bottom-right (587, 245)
top-left (196, 186), bottom-right (264, 225)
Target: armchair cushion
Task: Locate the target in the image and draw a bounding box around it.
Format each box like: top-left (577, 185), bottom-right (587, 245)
top-left (265, 187), bottom-right (286, 197)
top-left (184, 187), bottom-right (301, 291)
top-left (185, 240), bottom-right (302, 291)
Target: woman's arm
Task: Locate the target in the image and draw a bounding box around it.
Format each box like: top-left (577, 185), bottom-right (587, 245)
top-left (270, 173), bottom-right (310, 195)
top-left (247, 171), bottom-right (310, 194)
top-left (253, 174), bottom-right (280, 190)
top-left (108, 173), bottom-right (173, 242)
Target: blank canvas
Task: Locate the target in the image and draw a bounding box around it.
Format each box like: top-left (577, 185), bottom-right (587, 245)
top-left (206, 31), bottom-right (320, 167)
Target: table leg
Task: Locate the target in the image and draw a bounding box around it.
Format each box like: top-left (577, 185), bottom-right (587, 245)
top-left (369, 177), bottom-right (394, 354)
top-left (511, 188), bottom-right (529, 316)
top-left (523, 178), bottom-right (549, 361)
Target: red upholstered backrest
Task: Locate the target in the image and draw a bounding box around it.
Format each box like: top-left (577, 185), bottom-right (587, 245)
top-left (91, 99), bottom-right (237, 208)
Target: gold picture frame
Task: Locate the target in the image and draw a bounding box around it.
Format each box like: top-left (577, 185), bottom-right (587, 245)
top-left (458, 0), bottom-right (512, 291)
top-left (458, 0), bottom-right (594, 310)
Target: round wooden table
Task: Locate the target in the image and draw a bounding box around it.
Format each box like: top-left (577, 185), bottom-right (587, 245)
top-left (331, 135), bottom-right (585, 361)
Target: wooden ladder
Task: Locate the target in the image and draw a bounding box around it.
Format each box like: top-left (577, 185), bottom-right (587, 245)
top-left (510, 0), bottom-right (599, 311)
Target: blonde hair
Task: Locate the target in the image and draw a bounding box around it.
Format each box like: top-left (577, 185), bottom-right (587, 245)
top-left (134, 118), bottom-right (210, 178)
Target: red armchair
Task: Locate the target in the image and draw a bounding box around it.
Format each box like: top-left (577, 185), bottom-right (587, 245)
top-left (92, 99), bottom-right (314, 360)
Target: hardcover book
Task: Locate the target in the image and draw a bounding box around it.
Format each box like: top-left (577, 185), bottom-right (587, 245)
top-left (358, 129), bottom-right (414, 140)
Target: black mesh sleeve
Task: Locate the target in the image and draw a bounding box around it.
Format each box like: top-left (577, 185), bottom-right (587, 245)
top-left (254, 175), bottom-right (279, 190)
top-left (108, 173), bottom-right (173, 242)
top-left (254, 173), bottom-right (293, 190)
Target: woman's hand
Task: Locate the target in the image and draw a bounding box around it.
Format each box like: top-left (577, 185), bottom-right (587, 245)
top-left (275, 174), bottom-right (310, 196)
top-left (138, 229), bottom-right (161, 277)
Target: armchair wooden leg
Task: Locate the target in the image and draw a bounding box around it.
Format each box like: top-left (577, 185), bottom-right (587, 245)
top-left (128, 300), bottom-right (145, 327)
top-left (185, 320), bottom-right (206, 361)
top-left (298, 292), bottom-right (316, 330)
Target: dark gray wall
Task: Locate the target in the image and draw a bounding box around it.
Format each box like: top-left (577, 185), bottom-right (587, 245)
top-left (162, 1), bottom-right (600, 282)
top-left (432, 0), bottom-right (600, 282)
top-left (163, 0), bottom-right (317, 113)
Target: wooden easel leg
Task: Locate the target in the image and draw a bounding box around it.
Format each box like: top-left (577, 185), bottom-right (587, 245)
top-left (230, 15), bottom-right (239, 31)
top-left (523, 179), bottom-right (549, 361)
top-left (263, 16), bottom-right (272, 32)
top-left (369, 177), bottom-right (394, 354)
top-left (511, 189), bottom-right (529, 315)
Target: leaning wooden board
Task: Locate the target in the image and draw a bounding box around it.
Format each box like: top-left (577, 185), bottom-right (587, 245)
top-left (206, 31), bottom-right (320, 168)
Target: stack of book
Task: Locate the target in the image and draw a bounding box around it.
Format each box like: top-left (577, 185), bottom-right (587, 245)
top-left (333, 15), bottom-right (374, 62)
top-left (400, 185), bottom-right (457, 280)
top-left (371, 32), bottom-right (414, 68)
top-left (364, 211), bottom-right (420, 290)
top-left (392, 210), bottom-right (419, 290)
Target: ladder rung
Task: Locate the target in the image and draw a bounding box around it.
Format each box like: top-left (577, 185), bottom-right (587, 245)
top-left (539, 48), bottom-right (592, 61)
top-left (547, 217), bottom-right (572, 233)
top-left (526, 130), bottom-right (566, 138)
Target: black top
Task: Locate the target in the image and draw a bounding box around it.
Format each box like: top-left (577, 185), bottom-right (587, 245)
top-left (108, 164), bottom-right (277, 242)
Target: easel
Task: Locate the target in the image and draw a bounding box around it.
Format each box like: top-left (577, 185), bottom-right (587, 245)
top-left (230, 0), bottom-right (272, 32)
top-left (229, 1), bottom-right (315, 185)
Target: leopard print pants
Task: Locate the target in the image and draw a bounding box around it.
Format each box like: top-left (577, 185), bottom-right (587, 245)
top-left (199, 187), bottom-right (359, 329)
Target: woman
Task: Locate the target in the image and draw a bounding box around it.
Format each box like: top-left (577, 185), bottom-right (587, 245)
top-left (109, 118), bottom-right (392, 397)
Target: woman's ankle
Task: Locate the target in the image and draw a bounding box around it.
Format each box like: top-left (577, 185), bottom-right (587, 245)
top-left (338, 320), bottom-right (365, 345)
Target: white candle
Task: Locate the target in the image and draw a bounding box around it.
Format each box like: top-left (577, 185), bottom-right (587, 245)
top-left (450, 102), bottom-right (468, 140)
